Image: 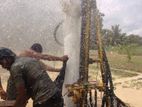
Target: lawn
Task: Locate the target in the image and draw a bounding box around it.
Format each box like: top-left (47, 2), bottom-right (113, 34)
top-left (107, 52), bottom-right (142, 73)
top-left (89, 47), bottom-right (142, 80)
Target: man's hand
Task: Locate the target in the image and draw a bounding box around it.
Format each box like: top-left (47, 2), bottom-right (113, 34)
top-left (0, 89), bottom-right (7, 100)
top-left (62, 55), bottom-right (69, 62)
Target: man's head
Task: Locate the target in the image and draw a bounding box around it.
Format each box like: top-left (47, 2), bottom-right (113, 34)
top-left (30, 43), bottom-right (43, 53)
top-left (0, 47), bottom-right (16, 70)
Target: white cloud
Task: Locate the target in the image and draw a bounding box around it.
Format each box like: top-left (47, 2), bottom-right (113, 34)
top-left (97, 0), bottom-right (142, 36)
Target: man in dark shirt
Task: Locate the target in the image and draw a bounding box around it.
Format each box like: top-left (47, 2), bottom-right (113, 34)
top-left (0, 47), bottom-right (68, 107)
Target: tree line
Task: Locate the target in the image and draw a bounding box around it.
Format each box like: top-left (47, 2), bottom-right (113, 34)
top-left (102, 24), bottom-right (142, 47)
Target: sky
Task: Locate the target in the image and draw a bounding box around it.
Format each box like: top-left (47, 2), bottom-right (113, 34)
top-left (0, 0), bottom-right (142, 51)
top-left (97, 0), bottom-right (142, 36)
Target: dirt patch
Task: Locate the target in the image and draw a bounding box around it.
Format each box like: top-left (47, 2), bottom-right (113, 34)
top-left (114, 72), bottom-right (142, 107)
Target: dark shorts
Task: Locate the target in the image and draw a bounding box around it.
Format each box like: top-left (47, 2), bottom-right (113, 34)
top-left (33, 92), bottom-right (64, 107)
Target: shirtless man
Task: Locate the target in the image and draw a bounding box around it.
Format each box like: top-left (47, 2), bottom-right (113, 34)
top-left (19, 43), bottom-right (68, 72)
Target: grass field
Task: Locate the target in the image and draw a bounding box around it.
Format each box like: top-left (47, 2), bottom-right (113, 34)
top-left (89, 46), bottom-right (142, 80)
top-left (107, 51), bottom-right (142, 73)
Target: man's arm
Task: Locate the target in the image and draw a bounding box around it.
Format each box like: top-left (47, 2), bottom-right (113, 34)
top-left (41, 54), bottom-right (67, 61)
top-left (45, 56), bottom-right (68, 72)
top-left (32, 52), bottom-right (68, 62)
top-left (19, 49), bottom-right (68, 62)
top-left (29, 50), bottom-right (68, 62)
top-left (0, 77), bottom-right (7, 100)
top-left (11, 66), bottom-right (28, 107)
top-left (13, 84), bottom-right (28, 107)
top-left (45, 65), bottom-right (61, 72)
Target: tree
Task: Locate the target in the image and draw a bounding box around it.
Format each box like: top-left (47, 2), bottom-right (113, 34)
top-left (111, 25), bottom-right (123, 46)
top-left (102, 29), bottom-right (113, 46)
top-left (126, 34), bottom-right (142, 45)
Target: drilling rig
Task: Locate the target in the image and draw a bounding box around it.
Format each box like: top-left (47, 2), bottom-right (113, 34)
top-left (65, 0), bottom-right (129, 107)
top-left (0, 0), bottom-right (129, 107)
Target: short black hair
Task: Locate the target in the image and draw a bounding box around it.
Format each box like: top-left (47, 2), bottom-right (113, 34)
top-left (0, 47), bottom-right (16, 60)
top-left (30, 43), bottom-right (43, 53)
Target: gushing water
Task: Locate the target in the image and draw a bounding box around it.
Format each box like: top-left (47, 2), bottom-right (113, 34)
top-left (61, 0), bottom-right (81, 106)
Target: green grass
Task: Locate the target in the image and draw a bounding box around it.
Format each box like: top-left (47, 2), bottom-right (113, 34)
top-left (106, 45), bottom-right (142, 56)
top-left (89, 46), bottom-right (142, 80)
top-left (90, 47), bottom-right (142, 73)
top-left (107, 52), bottom-right (142, 73)
top-left (88, 62), bottom-right (138, 81)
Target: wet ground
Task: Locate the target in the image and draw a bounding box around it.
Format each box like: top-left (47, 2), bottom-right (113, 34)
top-left (0, 67), bottom-right (142, 107)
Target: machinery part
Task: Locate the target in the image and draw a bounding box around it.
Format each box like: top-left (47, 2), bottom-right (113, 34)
top-left (53, 21), bottom-right (64, 46)
top-left (93, 0), bottom-right (129, 106)
top-left (79, 0), bottom-right (91, 82)
top-left (65, 82), bottom-right (104, 104)
top-left (65, 0), bottom-right (129, 106)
